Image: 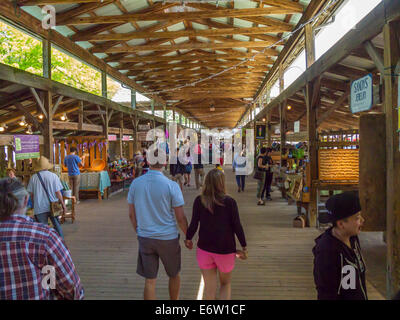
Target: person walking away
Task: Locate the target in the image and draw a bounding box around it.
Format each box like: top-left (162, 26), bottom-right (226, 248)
top-left (256, 147), bottom-right (269, 205)
top-left (313, 192), bottom-right (367, 300)
top-left (141, 151), bottom-right (150, 175)
top-left (127, 154), bottom-right (189, 300)
top-left (265, 148), bottom-right (274, 201)
top-left (27, 156), bottom-right (66, 239)
top-left (170, 148), bottom-right (185, 191)
top-left (184, 150), bottom-right (193, 187)
top-left (0, 178), bottom-right (84, 300)
top-left (64, 147), bottom-right (85, 204)
top-left (233, 150), bottom-right (247, 192)
top-left (185, 169), bottom-right (247, 300)
top-left (194, 144), bottom-right (204, 190)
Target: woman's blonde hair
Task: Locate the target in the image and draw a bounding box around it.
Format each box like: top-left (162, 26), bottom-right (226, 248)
top-left (201, 169), bottom-right (226, 213)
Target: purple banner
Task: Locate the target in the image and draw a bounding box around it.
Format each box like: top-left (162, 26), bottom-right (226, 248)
top-left (14, 135), bottom-right (40, 160)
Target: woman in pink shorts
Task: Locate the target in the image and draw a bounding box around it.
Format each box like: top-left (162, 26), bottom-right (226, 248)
top-left (185, 169), bottom-right (247, 300)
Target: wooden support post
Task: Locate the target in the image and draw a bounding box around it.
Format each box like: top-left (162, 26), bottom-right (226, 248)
top-left (42, 91), bottom-right (53, 161)
top-left (267, 110), bottom-right (272, 147)
top-left (383, 20), bottom-right (400, 299)
top-left (43, 39), bottom-right (51, 79)
top-left (151, 99), bottom-right (155, 115)
top-left (280, 102), bottom-right (287, 166)
top-left (78, 101), bottom-right (84, 131)
top-left (306, 77), bottom-right (320, 228)
top-left (305, 20), bottom-right (318, 228)
top-left (101, 71), bottom-right (107, 98)
top-left (119, 113), bottom-right (124, 158)
top-left (179, 113), bottom-right (182, 125)
top-left (305, 23), bottom-right (315, 68)
top-left (131, 89), bottom-right (136, 110)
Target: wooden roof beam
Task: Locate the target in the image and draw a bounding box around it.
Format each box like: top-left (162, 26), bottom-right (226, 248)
top-left (94, 40), bottom-right (281, 54)
top-left (62, 7), bottom-right (304, 25)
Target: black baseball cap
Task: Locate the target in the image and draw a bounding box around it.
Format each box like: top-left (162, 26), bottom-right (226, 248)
top-left (319, 191), bottom-right (361, 224)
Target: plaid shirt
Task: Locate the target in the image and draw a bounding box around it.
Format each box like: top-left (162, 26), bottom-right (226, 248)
top-left (0, 215), bottom-right (84, 300)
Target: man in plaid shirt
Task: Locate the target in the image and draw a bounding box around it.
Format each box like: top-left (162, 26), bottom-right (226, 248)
top-left (0, 178), bottom-right (84, 300)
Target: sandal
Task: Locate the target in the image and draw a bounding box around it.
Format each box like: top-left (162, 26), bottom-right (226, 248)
top-left (257, 200), bottom-right (265, 206)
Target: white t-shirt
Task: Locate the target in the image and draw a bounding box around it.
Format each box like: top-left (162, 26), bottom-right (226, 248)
top-left (27, 170), bottom-right (64, 215)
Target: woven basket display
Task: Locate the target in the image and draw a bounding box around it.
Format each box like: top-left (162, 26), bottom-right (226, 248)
top-left (318, 149), bottom-right (359, 182)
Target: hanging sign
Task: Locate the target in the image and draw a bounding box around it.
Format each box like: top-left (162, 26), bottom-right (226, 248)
top-left (138, 124), bottom-right (150, 131)
top-left (108, 134), bottom-right (117, 141)
top-left (255, 125), bottom-right (266, 140)
top-left (350, 74), bottom-right (373, 113)
top-left (14, 135), bottom-right (40, 160)
top-left (122, 135), bottom-right (132, 141)
top-left (294, 121), bottom-right (300, 133)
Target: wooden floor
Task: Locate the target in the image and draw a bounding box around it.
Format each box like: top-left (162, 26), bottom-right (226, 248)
top-left (62, 166), bottom-right (385, 300)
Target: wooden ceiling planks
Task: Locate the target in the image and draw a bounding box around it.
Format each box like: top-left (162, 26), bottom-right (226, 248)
top-left (13, 0), bottom-right (316, 128)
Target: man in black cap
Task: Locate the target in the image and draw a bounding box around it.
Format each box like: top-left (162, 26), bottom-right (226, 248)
top-left (313, 191), bottom-right (368, 300)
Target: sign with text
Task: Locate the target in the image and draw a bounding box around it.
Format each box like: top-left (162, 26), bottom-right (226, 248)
top-left (122, 135), bottom-right (132, 141)
top-left (14, 135), bottom-right (40, 160)
top-left (108, 134), bottom-right (117, 141)
top-left (350, 74), bottom-right (373, 113)
top-left (294, 121), bottom-right (300, 133)
top-left (138, 124), bottom-right (150, 131)
top-left (255, 125), bottom-right (266, 140)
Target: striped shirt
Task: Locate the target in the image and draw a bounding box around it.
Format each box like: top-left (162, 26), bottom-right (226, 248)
top-left (0, 215), bottom-right (84, 300)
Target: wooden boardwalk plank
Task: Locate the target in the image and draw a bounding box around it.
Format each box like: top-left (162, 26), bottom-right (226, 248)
top-left (62, 166), bottom-right (384, 300)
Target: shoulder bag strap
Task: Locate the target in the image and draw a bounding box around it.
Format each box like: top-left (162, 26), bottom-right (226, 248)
top-left (37, 172), bottom-right (52, 205)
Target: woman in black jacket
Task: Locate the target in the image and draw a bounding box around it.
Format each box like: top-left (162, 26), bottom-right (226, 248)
top-left (185, 169), bottom-right (247, 300)
top-left (313, 192), bottom-right (368, 300)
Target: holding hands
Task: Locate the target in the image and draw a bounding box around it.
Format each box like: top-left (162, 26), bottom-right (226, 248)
top-left (184, 239), bottom-right (193, 250)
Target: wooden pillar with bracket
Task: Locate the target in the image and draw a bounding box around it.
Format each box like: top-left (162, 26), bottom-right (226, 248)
top-left (101, 71), bottom-right (107, 98)
top-left (267, 109), bottom-right (272, 147)
top-left (42, 91), bottom-right (53, 161)
top-left (42, 39), bottom-right (51, 79)
top-left (305, 21), bottom-right (318, 228)
top-left (279, 64), bottom-right (286, 167)
top-left (78, 101), bottom-right (84, 131)
top-left (119, 113), bottom-right (124, 158)
top-left (383, 20), bottom-right (400, 299)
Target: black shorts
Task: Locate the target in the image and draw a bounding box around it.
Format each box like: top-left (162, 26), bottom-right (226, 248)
top-left (137, 236), bottom-right (181, 279)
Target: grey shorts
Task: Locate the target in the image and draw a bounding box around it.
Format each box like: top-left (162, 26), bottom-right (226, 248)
top-left (137, 236), bottom-right (181, 279)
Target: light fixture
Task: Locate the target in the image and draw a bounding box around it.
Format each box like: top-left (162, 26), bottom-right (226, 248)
top-left (263, 118), bottom-right (266, 122)
top-left (19, 116), bottom-right (27, 127)
top-left (25, 125), bottom-right (33, 135)
top-left (38, 114), bottom-right (44, 120)
top-left (60, 113), bottom-right (68, 121)
top-left (0, 123), bottom-right (7, 132)
top-left (287, 105), bottom-right (292, 110)
top-left (210, 105), bottom-right (215, 112)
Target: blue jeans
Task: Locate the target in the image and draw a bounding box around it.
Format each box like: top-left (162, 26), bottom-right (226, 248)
top-left (35, 212), bottom-right (64, 239)
top-left (235, 175), bottom-right (245, 190)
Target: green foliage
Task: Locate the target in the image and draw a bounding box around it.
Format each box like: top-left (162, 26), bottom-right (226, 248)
top-left (51, 47), bottom-right (102, 96)
top-left (0, 20), bottom-right (117, 97)
top-left (0, 21), bottom-right (43, 75)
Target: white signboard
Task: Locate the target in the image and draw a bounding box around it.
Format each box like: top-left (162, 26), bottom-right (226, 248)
top-left (138, 124), bottom-right (150, 131)
top-left (294, 121), bottom-right (300, 133)
top-left (350, 74), bottom-right (373, 113)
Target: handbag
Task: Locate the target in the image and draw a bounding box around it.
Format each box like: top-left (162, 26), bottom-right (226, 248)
top-left (37, 172), bottom-right (63, 217)
top-left (253, 169), bottom-right (264, 180)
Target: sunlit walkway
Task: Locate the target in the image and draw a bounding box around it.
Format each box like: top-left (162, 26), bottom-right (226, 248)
top-left (62, 167), bottom-right (385, 300)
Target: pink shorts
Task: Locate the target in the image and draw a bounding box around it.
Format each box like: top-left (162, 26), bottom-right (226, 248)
top-left (196, 247), bottom-right (236, 273)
